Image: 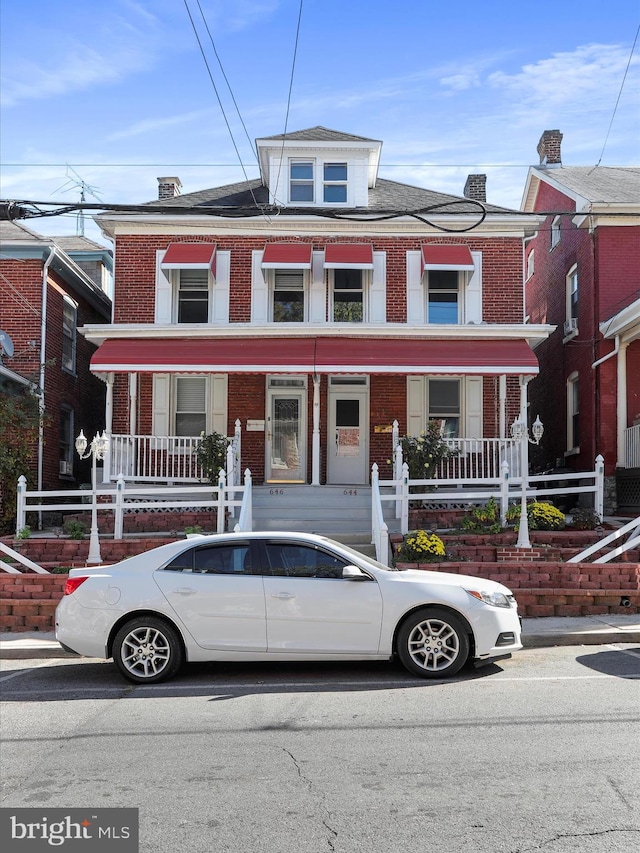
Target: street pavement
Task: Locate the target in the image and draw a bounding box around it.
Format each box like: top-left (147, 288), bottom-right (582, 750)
top-left (1, 614), bottom-right (639, 660)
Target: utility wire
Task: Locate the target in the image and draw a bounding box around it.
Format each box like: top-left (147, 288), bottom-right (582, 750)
top-left (273, 0), bottom-right (305, 207)
top-left (592, 23), bottom-right (640, 170)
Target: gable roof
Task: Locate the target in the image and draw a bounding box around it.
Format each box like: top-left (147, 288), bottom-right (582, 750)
top-left (257, 126), bottom-right (382, 144)
top-left (522, 166), bottom-right (640, 212)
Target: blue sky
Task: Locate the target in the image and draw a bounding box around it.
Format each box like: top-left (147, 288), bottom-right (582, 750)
top-left (1, 0), bottom-right (639, 244)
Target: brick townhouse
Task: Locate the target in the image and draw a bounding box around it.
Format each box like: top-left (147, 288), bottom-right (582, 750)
top-left (522, 130), bottom-right (640, 513)
top-left (83, 127), bottom-right (552, 489)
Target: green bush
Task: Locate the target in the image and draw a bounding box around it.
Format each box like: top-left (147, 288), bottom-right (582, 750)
top-left (64, 520), bottom-right (86, 540)
top-left (397, 529), bottom-right (446, 563)
top-left (184, 525), bottom-right (203, 536)
top-left (400, 421), bottom-right (456, 481)
top-left (460, 497), bottom-right (502, 533)
top-left (16, 525), bottom-right (31, 540)
top-left (506, 501), bottom-right (566, 531)
top-left (194, 431), bottom-right (228, 485)
top-left (569, 507), bottom-right (601, 530)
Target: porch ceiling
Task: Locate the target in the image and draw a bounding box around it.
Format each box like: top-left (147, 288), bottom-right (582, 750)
top-left (90, 337), bottom-right (539, 375)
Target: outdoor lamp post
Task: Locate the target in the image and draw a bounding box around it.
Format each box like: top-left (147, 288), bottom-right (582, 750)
top-left (510, 415), bottom-right (544, 549)
top-left (75, 429), bottom-right (109, 564)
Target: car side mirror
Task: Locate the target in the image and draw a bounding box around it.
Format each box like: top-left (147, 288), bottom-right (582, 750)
top-left (342, 565), bottom-right (370, 581)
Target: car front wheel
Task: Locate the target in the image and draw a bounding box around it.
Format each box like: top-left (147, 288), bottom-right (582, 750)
top-left (397, 608), bottom-right (470, 678)
top-left (113, 616), bottom-right (183, 684)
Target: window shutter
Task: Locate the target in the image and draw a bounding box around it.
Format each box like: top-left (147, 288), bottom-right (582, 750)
top-left (211, 374), bottom-right (228, 434)
top-left (406, 376), bottom-right (425, 437)
top-left (406, 251), bottom-right (424, 324)
top-left (309, 250), bottom-right (326, 323)
top-left (369, 251), bottom-right (386, 323)
top-left (155, 250), bottom-right (173, 324)
top-left (465, 252), bottom-right (482, 324)
top-left (152, 374), bottom-right (171, 436)
top-left (251, 250), bottom-right (269, 323)
top-left (464, 377), bottom-right (483, 439)
top-left (212, 250), bottom-right (230, 323)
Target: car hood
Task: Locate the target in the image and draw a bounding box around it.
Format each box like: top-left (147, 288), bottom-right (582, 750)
top-left (394, 568), bottom-right (513, 595)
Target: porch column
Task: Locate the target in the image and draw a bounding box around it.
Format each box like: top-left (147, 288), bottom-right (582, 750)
top-left (499, 374), bottom-right (507, 438)
top-left (312, 374), bottom-right (320, 485)
top-left (102, 372), bottom-right (114, 483)
top-left (129, 373), bottom-right (138, 436)
top-left (616, 340), bottom-right (628, 468)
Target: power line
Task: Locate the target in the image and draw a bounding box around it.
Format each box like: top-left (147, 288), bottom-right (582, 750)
top-left (273, 0), bottom-right (305, 207)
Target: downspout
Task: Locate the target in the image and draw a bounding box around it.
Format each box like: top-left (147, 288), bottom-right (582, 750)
top-left (37, 247), bottom-right (56, 527)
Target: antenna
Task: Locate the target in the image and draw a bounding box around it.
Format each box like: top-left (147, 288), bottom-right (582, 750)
top-left (0, 330), bottom-right (15, 359)
top-left (52, 165), bottom-right (102, 237)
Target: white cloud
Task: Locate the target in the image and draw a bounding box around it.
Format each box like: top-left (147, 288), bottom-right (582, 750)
top-left (439, 71), bottom-right (481, 91)
top-left (107, 109), bottom-right (215, 141)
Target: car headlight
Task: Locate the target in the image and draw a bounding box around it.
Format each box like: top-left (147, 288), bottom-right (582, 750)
top-left (465, 589), bottom-right (513, 609)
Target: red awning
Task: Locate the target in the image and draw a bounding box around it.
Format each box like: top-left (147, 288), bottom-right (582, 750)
top-left (261, 243), bottom-right (313, 269)
top-left (324, 244), bottom-right (374, 269)
top-left (421, 244), bottom-right (475, 271)
top-left (91, 337), bottom-right (538, 375)
top-left (160, 243), bottom-right (217, 273)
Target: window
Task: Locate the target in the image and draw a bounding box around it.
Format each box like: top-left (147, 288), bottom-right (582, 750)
top-left (163, 543), bottom-right (252, 574)
top-left (264, 542), bottom-right (347, 579)
top-left (273, 269), bottom-right (305, 322)
top-left (527, 249), bottom-right (535, 280)
top-left (323, 163), bottom-right (347, 203)
top-left (567, 265), bottom-right (578, 321)
top-left (62, 296), bottom-right (77, 373)
top-left (550, 216), bottom-right (561, 250)
top-left (175, 377), bottom-right (207, 436)
top-left (333, 269), bottom-right (364, 322)
top-left (567, 374), bottom-right (580, 452)
top-left (289, 160), bottom-right (314, 202)
top-left (428, 379), bottom-right (460, 438)
top-left (427, 270), bottom-right (459, 323)
top-left (177, 269), bottom-right (209, 323)
top-left (59, 407), bottom-right (74, 476)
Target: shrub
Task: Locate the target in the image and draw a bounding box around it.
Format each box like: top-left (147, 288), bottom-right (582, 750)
top-left (397, 529), bottom-right (446, 563)
top-left (569, 507), bottom-right (601, 530)
top-left (460, 497), bottom-right (502, 533)
top-left (184, 525), bottom-right (203, 536)
top-left (16, 525), bottom-right (31, 540)
top-left (194, 431), bottom-right (228, 485)
top-left (64, 520), bottom-right (86, 540)
top-left (400, 421), bottom-right (456, 481)
top-left (506, 501), bottom-right (566, 531)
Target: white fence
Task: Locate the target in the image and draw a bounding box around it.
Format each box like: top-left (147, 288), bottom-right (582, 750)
top-left (625, 423), bottom-right (640, 468)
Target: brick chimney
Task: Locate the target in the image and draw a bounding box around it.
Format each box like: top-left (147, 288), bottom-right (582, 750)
top-left (157, 177), bottom-right (182, 199)
top-left (464, 173), bottom-right (487, 203)
top-left (537, 130), bottom-right (563, 166)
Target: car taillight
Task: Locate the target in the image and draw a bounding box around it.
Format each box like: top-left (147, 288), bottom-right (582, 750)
top-left (63, 576), bottom-right (89, 595)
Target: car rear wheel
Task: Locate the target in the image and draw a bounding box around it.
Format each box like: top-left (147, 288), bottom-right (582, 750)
top-left (113, 616), bottom-right (183, 684)
top-left (397, 608), bottom-right (470, 678)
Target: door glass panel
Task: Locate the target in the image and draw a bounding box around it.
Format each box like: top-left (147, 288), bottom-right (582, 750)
top-left (270, 397), bottom-right (303, 480)
top-left (335, 399), bottom-right (360, 457)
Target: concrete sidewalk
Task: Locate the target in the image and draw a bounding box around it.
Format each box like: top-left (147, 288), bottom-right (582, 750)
top-left (1, 615), bottom-right (639, 660)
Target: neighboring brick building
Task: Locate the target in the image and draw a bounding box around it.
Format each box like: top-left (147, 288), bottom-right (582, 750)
top-left (521, 130), bottom-right (640, 513)
top-left (0, 222), bottom-right (112, 496)
top-left (85, 126), bottom-right (551, 489)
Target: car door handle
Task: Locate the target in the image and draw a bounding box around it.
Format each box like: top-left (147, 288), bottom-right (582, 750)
top-left (175, 587), bottom-right (196, 595)
top-left (271, 592), bottom-right (295, 600)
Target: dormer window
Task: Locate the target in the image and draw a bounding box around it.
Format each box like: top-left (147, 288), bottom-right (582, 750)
top-left (323, 163), bottom-right (347, 202)
top-left (290, 161), bottom-right (314, 202)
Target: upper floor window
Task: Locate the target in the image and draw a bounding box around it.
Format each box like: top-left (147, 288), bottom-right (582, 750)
top-left (273, 269), bottom-right (306, 322)
top-left (62, 295), bottom-right (77, 373)
top-left (332, 269), bottom-right (364, 322)
top-left (289, 161), bottom-right (314, 202)
top-left (323, 163), bottom-right (347, 203)
top-left (567, 265), bottom-right (578, 320)
top-left (550, 216), bottom-right (561, 250)
top-left (427, 271), bottom-right (459, 324)
top-left (177, 269), bottom-right (209, 323)
top-left (526, 249), bottom-right (535, 280)
top-left (428, 378), bottom-right (460, 438)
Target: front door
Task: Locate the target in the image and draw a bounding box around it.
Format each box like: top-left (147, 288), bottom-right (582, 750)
top-left (265, 377), bottom-right (307, 483)
top-left (327, 377), bottom-right (369, 485)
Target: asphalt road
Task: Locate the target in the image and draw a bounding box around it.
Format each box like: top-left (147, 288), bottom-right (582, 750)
top-left (1, 646), bottom-right (639, 853)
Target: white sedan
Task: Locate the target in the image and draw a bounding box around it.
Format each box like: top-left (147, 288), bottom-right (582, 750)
top-left (55, 532), bottom-right (522, 684)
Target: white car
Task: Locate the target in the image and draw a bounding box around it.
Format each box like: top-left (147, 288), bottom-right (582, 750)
top-left (56, 532), bottom-right (522, 684)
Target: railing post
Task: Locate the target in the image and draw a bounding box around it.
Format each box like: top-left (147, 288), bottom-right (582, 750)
top-left (401, 461), bottom-right (409, 535)
top-left (394, 442), bottom-right (403, 518)
top-left (234, 419), bottom-right (242, 486)
top-left (392, 420), bottom-right (399, 451)
top-left (217, 469), bottom-right (226, 533)
top-left (114, 474), bottom-right (125, 540)
top-left (226, 442), bottom-right (235, 517)
top-left (595, 454), bottom-right (604, 520)
top-left (244, 468), bottom-right (252, 531)
top-left (16, 475), bottom-right (27, 535)
top-left (500, 459), bottom-right (509, 528)
top-left (371, 463), bottom-right (379, 546)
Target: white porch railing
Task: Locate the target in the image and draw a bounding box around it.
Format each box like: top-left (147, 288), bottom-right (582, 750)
top-left (370, 463), bottom-right (390, 565)
top-left (106, 420), bottom-right (242, 484)
top-left (625, 423), bottom-right (640, 468)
